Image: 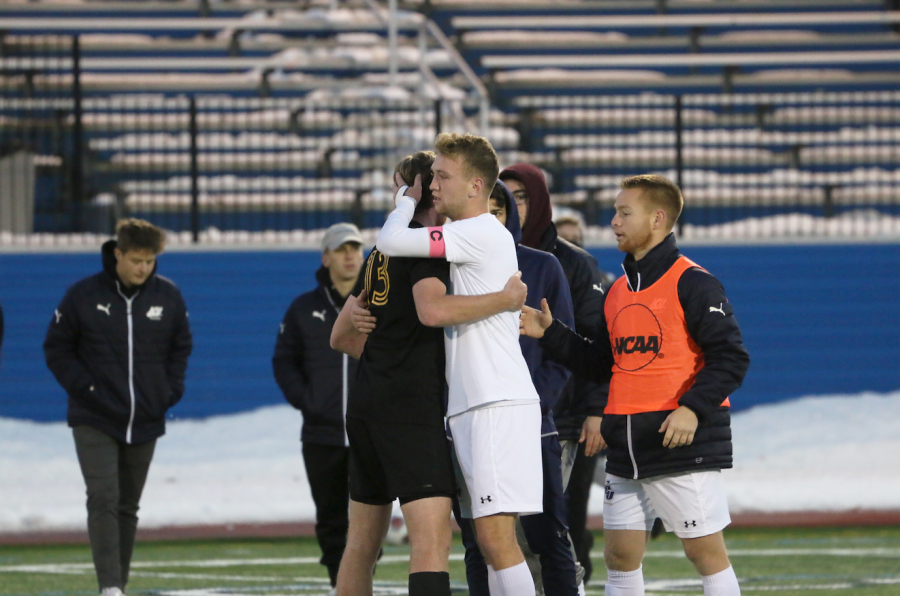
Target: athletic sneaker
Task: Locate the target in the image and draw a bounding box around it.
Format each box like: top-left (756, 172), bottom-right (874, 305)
top-left (101, 588), bottom-right (124, 596)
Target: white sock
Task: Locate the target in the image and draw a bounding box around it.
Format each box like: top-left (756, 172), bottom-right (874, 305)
top-left (702, 566), bottom-right (740, 596)
top-left (578, 580), bottom-right (586, 596)
top-left (605, 566), bottom-right (644, 596)
top-left (490, 561), bottom-right (535, 596)
top-left (487, 565), bottom-right (499, 595)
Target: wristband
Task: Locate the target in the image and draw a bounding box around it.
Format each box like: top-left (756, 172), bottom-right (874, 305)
top-left (395, 185), bottom-right (412, 207)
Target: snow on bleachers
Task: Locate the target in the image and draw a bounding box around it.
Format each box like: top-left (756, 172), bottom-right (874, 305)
top-left (89, 126), bottom-right (519, 154)
top-left (544, 127), bottom-right (900, 148)
top-left (574, 167), bottom-right (900, 190)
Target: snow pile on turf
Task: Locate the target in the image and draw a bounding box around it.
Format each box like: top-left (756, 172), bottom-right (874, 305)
top-left (0, 391), bottom-right (898, 532)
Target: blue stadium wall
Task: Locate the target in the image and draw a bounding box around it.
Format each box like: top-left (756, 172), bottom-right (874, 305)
top-left (1, 244), bottom-right (897, 422)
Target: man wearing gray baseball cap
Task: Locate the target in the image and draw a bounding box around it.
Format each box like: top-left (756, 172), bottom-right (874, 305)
top-left (274, 222), bottom-right (365, 589)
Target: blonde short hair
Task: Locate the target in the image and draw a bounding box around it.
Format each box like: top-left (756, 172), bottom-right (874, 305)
top-left (620, 174), bottom-right (684, 230)
top-left (434, 132), bottom-right (499, 196)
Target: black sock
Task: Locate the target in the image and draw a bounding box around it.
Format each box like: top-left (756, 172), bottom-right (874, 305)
top-left (327, 563), bottom-right (339, 588)
top-left (409, 571), bottom-right (451, 596)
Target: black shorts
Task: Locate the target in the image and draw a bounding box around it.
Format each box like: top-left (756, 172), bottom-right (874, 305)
top-left (347, 417), bottom-right (456, 506)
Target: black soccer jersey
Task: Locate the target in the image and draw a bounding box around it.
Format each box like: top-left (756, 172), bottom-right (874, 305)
top-left (347, 222), bottom-right (450, 426)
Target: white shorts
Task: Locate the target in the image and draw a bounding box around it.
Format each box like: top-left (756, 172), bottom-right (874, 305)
top-left (603, 470), bottom-right (731, 539)
top-left (448, 401), bottom-right (543, 519)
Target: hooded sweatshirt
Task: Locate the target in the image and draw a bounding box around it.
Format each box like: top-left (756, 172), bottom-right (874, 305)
top-left (44, 240), bottom-right (192, 444)
top-left (500, 164), bottom-right (612, 440)
top-left (495, 180), bottom-right (574, 435)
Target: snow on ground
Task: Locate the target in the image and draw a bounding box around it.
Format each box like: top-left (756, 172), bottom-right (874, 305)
top-left (1, 391), bottom-right (898, 533)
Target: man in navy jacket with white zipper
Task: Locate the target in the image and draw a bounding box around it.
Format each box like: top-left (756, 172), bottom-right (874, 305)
top-left (44, 218), bottom-right (192, 596)
top-left (273, 222), bottom-right (364, 589)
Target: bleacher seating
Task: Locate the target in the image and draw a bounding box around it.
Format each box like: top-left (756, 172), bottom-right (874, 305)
top-left (0, 0), bottom-right (898, 241)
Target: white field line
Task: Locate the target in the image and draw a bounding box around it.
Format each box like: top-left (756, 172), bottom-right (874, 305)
top-left (158, 583), bottom-right (412, 596)
top-left (3, 547), bottom-right (900, 577)
top-left (589, 576), bottom-right (900, 593)
top-left (0, 554), bottom-right (467, 575)
top-left (602, 547), bottom-right (900, 559)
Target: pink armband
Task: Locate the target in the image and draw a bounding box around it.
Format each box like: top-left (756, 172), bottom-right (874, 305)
top-left (428, 227), bottom-right (446, 258)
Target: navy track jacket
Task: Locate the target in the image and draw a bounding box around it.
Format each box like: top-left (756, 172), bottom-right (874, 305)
top-left (44, 241), bottom-right (192, 445)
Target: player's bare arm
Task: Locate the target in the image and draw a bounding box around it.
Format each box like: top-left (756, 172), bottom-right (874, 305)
top-left (412, 272), bottom-right (527, 328)
top-left (519, 297), bottom-right (554, 339)
top-left (659, 405), bottom-right (699, 449)
top-left (330, 289), bottom-right (369, 359)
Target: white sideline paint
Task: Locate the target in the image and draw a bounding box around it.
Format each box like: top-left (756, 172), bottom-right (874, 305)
top-left (2, 547), bottom-right (897, 576)
top-left (0, 391), bottom-right (898, 533)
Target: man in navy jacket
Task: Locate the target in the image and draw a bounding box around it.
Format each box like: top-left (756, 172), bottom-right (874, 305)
top-left (273, 222), bottom-right (364, 588)
top-left (44, 219), bottom-right (192, 596)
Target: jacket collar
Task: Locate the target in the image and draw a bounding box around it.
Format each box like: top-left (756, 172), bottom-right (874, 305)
top-left (621, 233), bottom-right (681, 292)
top-left (536, 221), bottom-right (559, 254)
top-left (315, 265), bottom-right (350, 309)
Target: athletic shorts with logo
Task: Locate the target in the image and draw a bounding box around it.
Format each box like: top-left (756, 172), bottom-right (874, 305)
top-left (602, 469), bottom-right (731, 539)
top-left (449, 401), bottom-right (543, 519)
top-left (347, 417), bottom-right (456, 506)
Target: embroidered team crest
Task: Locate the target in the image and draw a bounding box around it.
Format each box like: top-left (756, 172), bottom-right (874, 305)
top-left (146, 306), bottom-right (164, 321)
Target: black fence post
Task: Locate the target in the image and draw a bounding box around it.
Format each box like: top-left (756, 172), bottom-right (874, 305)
top-left (674, 94), bottom-right (684, 236)
top-left (189, 96), bottom-right (199, 243)
top-left (71, 34), bottom-right (84, 230)
top-left (434, 99), bottom-right (442, 137)
top-left (823, 184), bottom-right (835, 219)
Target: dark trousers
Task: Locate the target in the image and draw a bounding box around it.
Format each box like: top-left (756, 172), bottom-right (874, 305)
top-left (565, 442), bottom-right (599, 583)
top-left (454, 435), bottom-right (579, 596)
top-left (302, 442), bottom-right (349, 586)
top-left (72, 425), bottom-right (156, 591)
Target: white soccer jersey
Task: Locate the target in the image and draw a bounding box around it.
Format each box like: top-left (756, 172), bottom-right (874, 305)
top-left (375, 194), bottom-right (540, 416)
top-left (440, 214), bottom-right (539, 415)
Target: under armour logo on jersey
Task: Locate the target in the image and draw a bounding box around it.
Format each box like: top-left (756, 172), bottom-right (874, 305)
top-left (54, 309), bottom-right (63, 323)
top-left (96, 303), bottom-right (111, 316)
top-left (684, 520), bottom-right (697, 528)
top-left (480, 496), bottom-right (492, 504)
top-left (312, 309), bottom-right (327, 322)
top-left (592, 284), bottom-right (605, 294)
top-left (709, 303), bottom-right (726, 316)
top-left (146, 306), bottom-right (163, 320)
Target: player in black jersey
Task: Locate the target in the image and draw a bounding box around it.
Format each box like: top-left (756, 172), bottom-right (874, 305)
top-left (331, 152), bottom-right (526, 596)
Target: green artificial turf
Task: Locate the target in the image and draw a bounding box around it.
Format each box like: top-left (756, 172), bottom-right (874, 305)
top-left (0, 526), bottom-right (897, 595)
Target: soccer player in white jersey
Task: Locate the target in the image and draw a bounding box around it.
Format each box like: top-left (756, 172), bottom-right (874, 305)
top-left (375, 133), bottom-right (543, 596)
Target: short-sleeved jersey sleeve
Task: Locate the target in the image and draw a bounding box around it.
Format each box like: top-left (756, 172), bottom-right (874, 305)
top-left (408, 256), bottom-right (451, 288)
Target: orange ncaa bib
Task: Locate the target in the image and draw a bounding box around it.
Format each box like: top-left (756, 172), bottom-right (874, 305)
top-left (604, 256), bottom-right (730, 415)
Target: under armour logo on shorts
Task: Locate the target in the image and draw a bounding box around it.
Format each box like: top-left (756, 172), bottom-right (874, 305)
top-left (480, 495), bottom-right (492, 504)
top-left (684, 520), bottom-right (697, 528)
